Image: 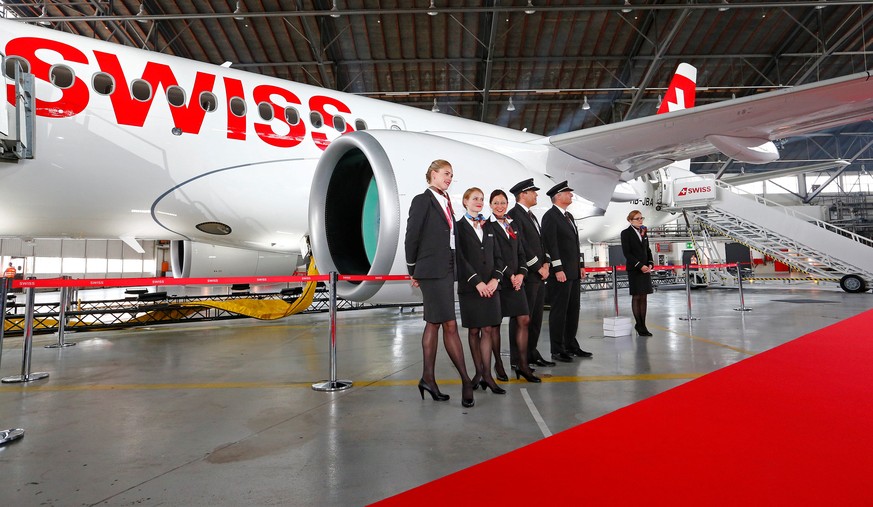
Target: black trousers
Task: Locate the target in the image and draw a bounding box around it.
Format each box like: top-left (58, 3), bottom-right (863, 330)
top-left (546, 278), bottom-right (580, 355)
top-left (509, 278), bottom-right (544, 364)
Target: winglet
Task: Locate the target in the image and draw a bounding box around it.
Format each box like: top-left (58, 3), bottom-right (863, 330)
top-left (657, 63), bottom-right (697, 114)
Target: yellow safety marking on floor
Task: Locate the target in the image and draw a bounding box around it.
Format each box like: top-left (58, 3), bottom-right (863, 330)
top-left (657, 324), bottom-right (757, 356)
top-left (0, 373), bottom-right (703, 393)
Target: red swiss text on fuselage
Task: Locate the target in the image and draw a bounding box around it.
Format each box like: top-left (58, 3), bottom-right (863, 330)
top-left (3, 35), bottom-right (352, 148)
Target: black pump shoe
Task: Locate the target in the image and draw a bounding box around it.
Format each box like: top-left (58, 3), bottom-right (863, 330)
top-left (480, 379), bottom-right (507, 395)
top-left (515, 368), bottom-right (541, 383)
top-left (418, 379), bottom-right (450, 401)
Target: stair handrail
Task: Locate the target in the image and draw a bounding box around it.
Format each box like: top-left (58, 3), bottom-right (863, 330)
top-left (713, 179), bottom-right (873, 249)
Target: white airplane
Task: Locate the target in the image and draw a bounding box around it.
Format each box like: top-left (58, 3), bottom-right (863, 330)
top-left (3, 20), bottom-right (873, 304)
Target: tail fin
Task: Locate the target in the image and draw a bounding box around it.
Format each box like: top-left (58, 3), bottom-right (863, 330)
top-left (657, 63), bottom-right (697, 114)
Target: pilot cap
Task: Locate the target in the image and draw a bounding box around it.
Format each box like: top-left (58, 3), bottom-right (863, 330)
top-left (509, 178), bottom-right (540, 195)
top-left (546, 180), bottom-right (573, 198)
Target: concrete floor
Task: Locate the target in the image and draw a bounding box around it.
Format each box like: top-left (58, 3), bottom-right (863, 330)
top-left (0, 283), bottom-right (870, 506)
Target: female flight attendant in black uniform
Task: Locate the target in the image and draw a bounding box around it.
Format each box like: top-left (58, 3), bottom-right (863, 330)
top-left (487, 189), bottom-right (541, 383)
top-left (620, 209), bottom-right (654, 336)
top-left (405, 160), bottom-right (475, 407)
top-left (455, 187), bottom-right (507, 395)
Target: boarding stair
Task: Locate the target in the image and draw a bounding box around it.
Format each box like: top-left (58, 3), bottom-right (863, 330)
top-left (683, 214), bottom-right (733, 286)
top-left (669, 176), bottom-right (873, 293)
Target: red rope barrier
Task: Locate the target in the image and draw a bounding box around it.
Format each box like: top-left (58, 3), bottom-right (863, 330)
top-left (10, 263), bottom-right (741, 289)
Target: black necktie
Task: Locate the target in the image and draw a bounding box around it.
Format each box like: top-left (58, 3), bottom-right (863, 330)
top-left (565, 212), bottom-right (577, 235)
top-left (528, 210), bottom-right (540, 232)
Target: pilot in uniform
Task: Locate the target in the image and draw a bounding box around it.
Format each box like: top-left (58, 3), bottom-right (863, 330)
top-left (507, 178), bottom-right (556, 369)
top-left (541, 181), bottom-right (593, 362)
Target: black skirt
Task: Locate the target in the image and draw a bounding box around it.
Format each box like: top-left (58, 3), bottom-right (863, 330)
top-left (499, 283), bottom-right (529, 317)
top-left (627, 270), bottom-right (653, 295)
top-left (418, 258), bottom-right (457, 323)
top-left (458, 291), bottom-right (502, 328)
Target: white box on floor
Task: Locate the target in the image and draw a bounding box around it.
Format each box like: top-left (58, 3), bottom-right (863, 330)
top-left (603, 316), bottom-right (634, 337)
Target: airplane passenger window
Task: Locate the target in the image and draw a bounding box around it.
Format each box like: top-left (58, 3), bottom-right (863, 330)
top-left (200, 91), bottom-right (217, 112)
top-left (166, 86), bottom-right (186, 107)
top-left (355, 119), bottom-right (368, 131)
top-left (310, 111), bottom-right (323, 129)
top-left (49, 65), bottom-right (75, 89)
top-left (285, 107), bottom-right (300, 125)
top-left (257, 102), bottom-right (274, 121)
top-left (3, 56), bottom-right (30, 79)
top-left (92, 73), bottom-right (115, 95)
top-left (229, 97), bottom-right (246, 117)
top-left (333, 116), bottom-right (347, 132)
top-left (131, 79), bottom-right (152, 102)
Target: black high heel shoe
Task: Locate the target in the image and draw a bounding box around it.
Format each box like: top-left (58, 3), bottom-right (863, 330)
top-left (515, 368), bottom-right (541, 383)
top-left (494, 362), bottom-right (509, 382)
top-left (462, 381), bottom-right (475, 407)
top-left (471, 373), bottom-right (483, 391)
top-left (480, 379), bottom-right (507, 395)
top-left (418, 379), bottom-right (450, 401)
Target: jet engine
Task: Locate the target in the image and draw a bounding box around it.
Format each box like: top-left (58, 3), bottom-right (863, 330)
top-left (308, 130), bottom-right (545, 303)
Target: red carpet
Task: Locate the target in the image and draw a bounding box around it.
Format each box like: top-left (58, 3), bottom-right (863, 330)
top-left (372, 309), bottom-right (873, 506)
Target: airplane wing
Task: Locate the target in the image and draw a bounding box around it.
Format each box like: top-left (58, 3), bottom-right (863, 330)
top-left (546, 70), bottom-right (873, 182)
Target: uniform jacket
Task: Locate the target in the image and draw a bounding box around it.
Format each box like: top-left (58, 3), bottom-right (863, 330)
top-left (620, 225), bottom-right (654, 272)
top-left (487, 219), bottom-right (528, 285)
top-left (405, 190), bottom-right (454, 279)
top-left (541, 205), bottom-right (582, 280)
top-left (455, 218), bottom-right (506, 294)
top-left (507, 205), bottom-right (549, 281)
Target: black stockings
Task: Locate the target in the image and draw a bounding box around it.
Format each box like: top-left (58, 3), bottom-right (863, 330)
top-left (631, 294), bottom-right (648, 328)
top-left (422, 321), bottom-right (472, 396)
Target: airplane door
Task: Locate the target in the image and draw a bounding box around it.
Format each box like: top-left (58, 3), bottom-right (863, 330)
top-left (383, 115), bottom-right (406, 130)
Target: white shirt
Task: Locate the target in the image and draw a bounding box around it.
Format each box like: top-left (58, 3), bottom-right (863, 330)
top-left (428, 188), bottom-right (455, 249)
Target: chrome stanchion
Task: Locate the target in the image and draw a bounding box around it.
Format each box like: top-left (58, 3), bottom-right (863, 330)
top-left (734, 263), bottom-right (752, 312)
top-left (679, 262), bottom-right (697, 321)
top-left (46, 285), bottom-right (76, 348)
top-left (0, 277), bottom-right (9, 366)
top-left (312, 271), bottom-right (352, 392)
top-left (0, 279), bottom-right (26, 444)
top-left (0, 427), bottom-right (25, 445)
top-left (612, 266), bottom-right (620, 317)
top-left (2, 283), bottom-right (50, 383)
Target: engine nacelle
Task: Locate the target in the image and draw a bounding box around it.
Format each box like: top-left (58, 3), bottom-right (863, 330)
top-left (308, 130), bottom-right (549, 303)
top-left (169, 240), bottom-right (300, 278)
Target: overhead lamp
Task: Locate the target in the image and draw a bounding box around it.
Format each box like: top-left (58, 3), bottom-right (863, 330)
top-left (656, 94), bottom-right (662, 108)
top-left (507, 97), bottom-right (516, 112)
top-left (135, 2), bottom-right (148, 23)
top-left (431, 98), bottom-right (440, 113)
top-left (330, 0), bottom-right (341, 18)
top-left (718, 0), bottom-right (730, 12)
top-left (621, 0), bottom-right (633, 13)
top-left (38, 4), bottom-right (51, 25)
top-left (582, 96), bottom-right (590, 110)
top-left (815, 0), bottom-right (826, 9)
top-left (524, 0), bottom-right (536, 15)
top-left (233, 1), bottom-right (244, 21)
top-left (427, 0), bottom-right (438, 16)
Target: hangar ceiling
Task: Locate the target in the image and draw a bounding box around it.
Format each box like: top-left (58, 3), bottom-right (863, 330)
top-left (5, 0), bottom-right (873, 178)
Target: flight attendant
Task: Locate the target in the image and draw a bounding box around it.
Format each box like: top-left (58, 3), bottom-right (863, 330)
top-left (455, 187), bottom-right (506, 395)
top-left (487, 189), bottom-right (540, 383)
top-left (541, 181), bottom-right (592, 362)
top-left (620, 209), bottom-right (654, 336)
top-left (405, 159), bottom-right (475, 408)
